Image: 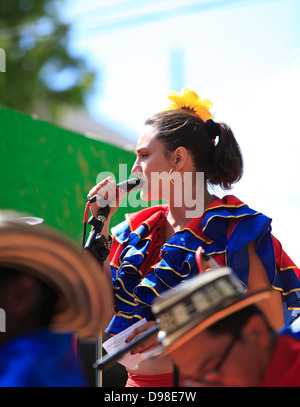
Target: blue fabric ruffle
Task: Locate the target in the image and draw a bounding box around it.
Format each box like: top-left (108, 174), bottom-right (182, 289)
top-left (106, 198), bottom-right (300, 334)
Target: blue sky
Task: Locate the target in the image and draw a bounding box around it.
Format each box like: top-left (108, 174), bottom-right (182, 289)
top-left (60, 0), bottom-right (300, 265)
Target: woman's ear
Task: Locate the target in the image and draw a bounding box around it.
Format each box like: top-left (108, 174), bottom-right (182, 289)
top-left (173, 146), bottom-right (188, 170)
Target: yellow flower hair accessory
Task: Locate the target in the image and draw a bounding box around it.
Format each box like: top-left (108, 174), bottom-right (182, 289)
top-left (163, 88), bottom-right (214, 122)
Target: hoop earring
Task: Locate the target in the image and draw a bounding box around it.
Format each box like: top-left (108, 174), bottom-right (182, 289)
top-left (169, 167), bottom-right (175, 185)
top-left (169, 167), bottom-right (184, 185)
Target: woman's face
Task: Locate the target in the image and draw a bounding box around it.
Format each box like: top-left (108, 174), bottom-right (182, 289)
top-left (131, 125), bottom-right (174, 201)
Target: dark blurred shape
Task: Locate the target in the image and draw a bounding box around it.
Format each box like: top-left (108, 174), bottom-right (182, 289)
top-left (0, 209), bottom-right (113, 387)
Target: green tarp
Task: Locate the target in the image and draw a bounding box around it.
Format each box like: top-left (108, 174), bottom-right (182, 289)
top-left (0, 106), bottom-right (137, 243)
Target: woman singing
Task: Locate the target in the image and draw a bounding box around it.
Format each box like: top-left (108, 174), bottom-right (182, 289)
top-left (87, 88), bottom-right (300, 387)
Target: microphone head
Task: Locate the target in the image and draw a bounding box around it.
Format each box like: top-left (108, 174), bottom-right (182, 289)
top-left (88, 178), bottom-right (143, 204)
top-left (117, 178), bottom-right (143, 192)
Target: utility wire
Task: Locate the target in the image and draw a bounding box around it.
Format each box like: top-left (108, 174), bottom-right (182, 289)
top-left (63, 0), bottom-right (165, 22)
top-left (67, 0), bottom-right (245, 37)
top-left (0, 0), bottom-right (279, 42)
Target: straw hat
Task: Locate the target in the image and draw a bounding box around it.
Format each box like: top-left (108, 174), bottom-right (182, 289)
top-left (0, 211), bottom-right (113, 338)
top-left (151, 267), bottom-right (271, 354)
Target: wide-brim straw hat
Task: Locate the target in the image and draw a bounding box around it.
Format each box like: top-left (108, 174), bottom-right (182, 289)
top-left (0, 211), bottom-right (113, 338)
top-left (151, 266), bottom-right (271, 355)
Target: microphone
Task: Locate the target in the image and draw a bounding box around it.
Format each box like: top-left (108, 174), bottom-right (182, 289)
top-left (88, 178), bottom-right (143, 204)
top-left (84, 178), bottom-right (143, 258)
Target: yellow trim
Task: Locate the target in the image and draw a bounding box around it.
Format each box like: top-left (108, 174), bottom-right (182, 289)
top-left (154, 264), bottom-right (191, 278)
top-left (115, 277), bottom-right (135, 298)
top-left (143, 221), bottom-right (151, 231)
top-left (205, 202), bottom-right (247, 212)
top-left (110, 262), bottom-right (119, 269)
top-left (162, 243), bottom-right (226, 257)
top-left (134, 283), bottom-right (162, 298)
top-left (277, 287), bottom-right (300, 296)
top-left (115, 293), bottom-right (139, 307)
top-left (126, 250), bottom-right (145, 259)
top-left (124, 214), bottom-right (152, 236)
top-left (130, 232), bottom-right (142, 240)
top-left (162, 243), bottom-right (197, 253)
top-left (279, 265), bottom-right (300, 272)
top-left (137, 236), bottom-right (152, 243)
top-left (205, 249), bottom-right (226, 256)
top-left (125, 213), bottom-right (133, 232)
top-left (202, 211), bottom-right (260, 233)
top-left (116, 263), bottom-right (143, 278)
top-left (129, 235), bottom-right (153, 245)
top-left (179, 227), bottom-right (212, 244)
top-left (131, 296), bottom-right (152, 306)
top-left (114, 311), bottom-right (144, 320)
top-left (154, 270), bottom-right (188, 290)
top-left (239, 279), bottom-right (248, 290)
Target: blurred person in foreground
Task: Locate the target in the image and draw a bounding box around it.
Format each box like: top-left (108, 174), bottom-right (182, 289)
top-left (87, 88), bottom-right (300, 387)
top-left (0, 212), bottom-right (112, 387)
top-left (147, 266), bottom-right (300, 387)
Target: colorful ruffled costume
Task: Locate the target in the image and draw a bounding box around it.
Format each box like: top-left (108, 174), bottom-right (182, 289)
top-left (106, 195), bottom-right (300, 334)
